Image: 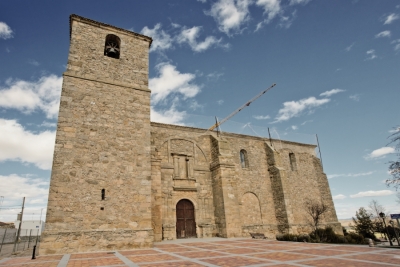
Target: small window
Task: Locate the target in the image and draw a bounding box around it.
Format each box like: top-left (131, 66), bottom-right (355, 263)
top-left (289, 153), bottom-right (297, 171)
top-left (104, 34), bottom-right (121, 59)
top-left (101, 189), bottom-right (105, 200)
top-left (240, 149), bottom-right (249, 168)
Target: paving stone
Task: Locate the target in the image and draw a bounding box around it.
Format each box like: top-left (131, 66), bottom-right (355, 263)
top-left (252, 251), bottom-right (317, 261)
top-left (138, 261), bottom-right (206, 267)
top-left (343, 253), bottom-right (400, 265)
top-left (118, 250), bottom-right (161, 256)
top-left (127, 254), bottom-right (181, 263)
top-left (200, 255), bottom-right (271, 267)
top-left (67, 257), bottom-right (125, 267)
top-left (301, 258), bottom-right (396, 267)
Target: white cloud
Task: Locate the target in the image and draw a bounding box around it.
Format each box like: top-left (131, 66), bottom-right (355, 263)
top-left (188, 100), bottom-right (203, 111)
top-left (0, 174), bottom-right (49, 222)
top-left (365, 147), bottom-right (395, 159)
top-left (177, 26), bottom-right (224, 52)
top-left (206, 0), bottom-right (252, 35)
top-left (149, 63), bottom-right (201, 105)
top-left (0, 22), bottom-right (13, 39)
top-left (320, 88), bottom-right (345, 97)
top-left (289, 0), bottom-right (311, 5)
top-left (278, 10), bottom-right (297, 29)
top-left (345, 42), bottom-right (355, 52)
top-left (301, 120), bottom-right (313, 125)
top-left (28, 59), bottom-right (40, 66)
top-left (0, 75), bottom-right (62, 119)
top-left (350, 190), bottom-right (395, 198)
top-left (333, 194), bottom-right (346, 200)
top-left (383, 13), bottom-right (399, 25)
top-left (142, 23), bottom-right (227, 53)
top-left (255, 0), bottom-right (296, 31)
top-left (392, 39), bottom-right (400, 51)
top-left (253, 115), bottom-right (270, 120)
top-left (151, 105), bottom-right (187, 125)
top-left (389, 127), bottom-right (400, 134)
top-left (141, 23), bottom-right (173, 52)
top-left (256, 0), bottom-right (282, 23)
top-left (375, 30), bottom-right (391, 38)
top-left (327, 171), bottom-right (374, 179)
top-left (39, 121), bottom-right (57, 128)
top-left (217, 99), bottom-right (224, 105)
top-left (207, 72), bottom-right (224, 81)
top-left (274, 96), bottom-right (330, 122)
top-left (0, 174), bottom-right (49, 202)
top-left (0, 119), bottom-right (56, 170)
top-left (365, 49), bottom-right (377, 60)
top-left (349, 94), bottom-right (360, 101)
top-left (291, 125), bottom-right (298, 130)
top-left (198, 0), bottom-right (207, 2)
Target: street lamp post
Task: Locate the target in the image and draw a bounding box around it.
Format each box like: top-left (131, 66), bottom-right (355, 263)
top-left (380, 212), bottom-right (393, 246)
top-left (389, 220), bottom-right (400, 246)
top-left (35, 208), bottom-right (45, 248)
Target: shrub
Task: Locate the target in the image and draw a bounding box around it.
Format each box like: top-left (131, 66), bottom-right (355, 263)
top-left (345, 232), bottom-right (365, 244)
top-left (297, 234), bottom-right (311, 242)
top-left (276, 233), bottom-right (298, 242)
top-left (275, 227), bottom-right (365, 244)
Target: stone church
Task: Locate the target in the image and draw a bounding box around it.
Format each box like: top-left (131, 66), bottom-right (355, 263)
top-left (41, 15), bottom-right (341, 254)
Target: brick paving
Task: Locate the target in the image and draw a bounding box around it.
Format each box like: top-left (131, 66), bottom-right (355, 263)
top-left (0, 238), bottom-right (399, 267)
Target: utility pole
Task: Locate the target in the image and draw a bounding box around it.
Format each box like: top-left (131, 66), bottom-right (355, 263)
top-left (13, 197), bottom-right (25, 253)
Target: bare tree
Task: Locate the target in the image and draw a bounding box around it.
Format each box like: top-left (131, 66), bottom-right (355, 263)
top-left (368, 199), bottom-right (390, 240)
top-left (368, 199), bottom-right (386, 218)
top-left (304, 198), bottom-right (328, 233)
top-left (386, 126), bottom-right (400, 189)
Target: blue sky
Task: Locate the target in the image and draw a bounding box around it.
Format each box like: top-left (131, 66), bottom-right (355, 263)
top-left (0, 0), bottom-right (399, 222)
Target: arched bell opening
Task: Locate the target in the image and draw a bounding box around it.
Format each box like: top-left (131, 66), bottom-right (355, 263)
top-left (104, 34), bottom-right (121, 59)
top-left (176, 199), bottom-right (197, 239)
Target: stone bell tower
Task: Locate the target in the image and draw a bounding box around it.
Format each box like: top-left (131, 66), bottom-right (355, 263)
top-left (40, 15), bottom-right (153, 254)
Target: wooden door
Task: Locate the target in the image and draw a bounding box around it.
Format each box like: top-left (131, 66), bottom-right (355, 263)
top-left (176, 199), bottom-right (196, 238)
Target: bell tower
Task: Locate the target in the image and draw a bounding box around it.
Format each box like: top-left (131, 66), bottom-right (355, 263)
top-left (40, 15), bottom-right (153, 254)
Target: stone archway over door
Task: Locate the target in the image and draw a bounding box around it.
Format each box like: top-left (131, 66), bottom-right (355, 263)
top-left (176, 199), bottom-right (197, 238)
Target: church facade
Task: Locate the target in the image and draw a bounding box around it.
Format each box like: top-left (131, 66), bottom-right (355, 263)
top-left (40, 15), bottom-right (341, 254)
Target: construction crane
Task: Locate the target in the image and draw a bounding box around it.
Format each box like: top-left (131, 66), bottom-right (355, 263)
top-left (208, 83), bottom-right (276, 131)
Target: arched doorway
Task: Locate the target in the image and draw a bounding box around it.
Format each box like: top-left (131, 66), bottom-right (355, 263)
top-left (176, 199), bottom-right (197, 238)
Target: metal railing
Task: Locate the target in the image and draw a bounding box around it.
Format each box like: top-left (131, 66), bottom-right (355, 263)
top-left (0, 228), bottom-right (40, 258)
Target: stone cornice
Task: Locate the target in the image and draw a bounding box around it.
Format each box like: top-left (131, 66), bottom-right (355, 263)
top-left (63, 71), bottom-right (151, 92)
top-left (150, 122), bottom-right (316, 148)
top-left (210, 162), bottom-right (235, 171)
top-left (69, 14), bottom-right (152, 47)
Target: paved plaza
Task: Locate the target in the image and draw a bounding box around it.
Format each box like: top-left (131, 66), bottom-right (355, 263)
top-left (0, 238), bottom-right (399, 267)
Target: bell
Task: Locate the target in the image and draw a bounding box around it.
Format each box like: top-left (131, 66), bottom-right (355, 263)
top-left (107, 47), bottom-right (117, 56)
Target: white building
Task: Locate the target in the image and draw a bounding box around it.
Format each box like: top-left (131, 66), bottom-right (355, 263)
top-left (14, 220), bottom-right (45, 236)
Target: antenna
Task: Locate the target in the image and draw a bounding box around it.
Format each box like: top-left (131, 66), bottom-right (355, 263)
top-left (316, 134), bottom-right (324, 170)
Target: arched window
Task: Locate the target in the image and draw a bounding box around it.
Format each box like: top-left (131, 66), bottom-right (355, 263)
top-left (104, 34), bottom-right (121, 59)
top-left (240, 149), bottom-right (249, 168)
top-left (289, 153), bottom-right (297, 171)
top-left (101, 189), bottom-right (105, 200)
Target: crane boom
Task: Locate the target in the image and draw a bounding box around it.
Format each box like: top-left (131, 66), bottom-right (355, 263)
top-left (208, 83), bottom-right (276, 131)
